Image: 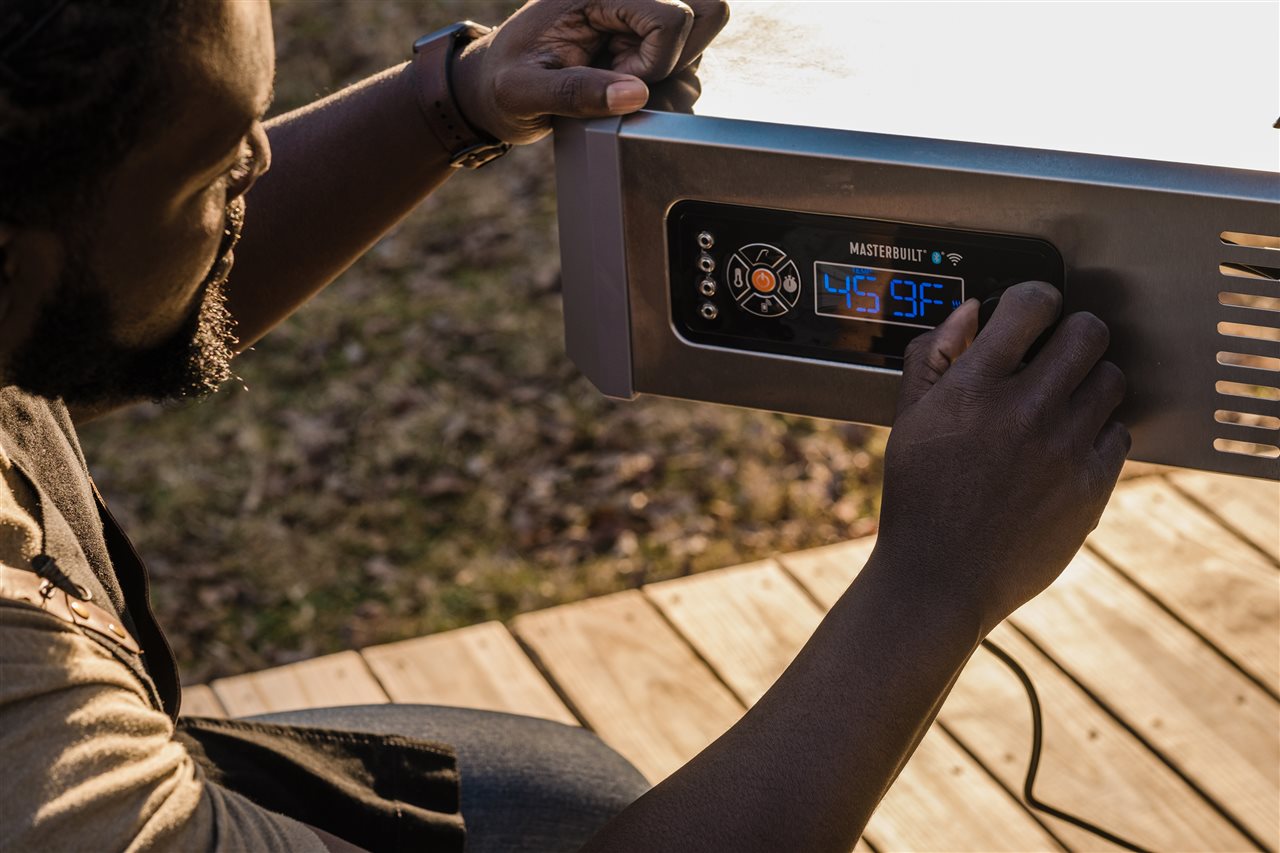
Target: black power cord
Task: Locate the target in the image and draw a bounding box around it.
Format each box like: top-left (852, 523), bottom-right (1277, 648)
top-left (979, 638), bottom-right (1153, 853)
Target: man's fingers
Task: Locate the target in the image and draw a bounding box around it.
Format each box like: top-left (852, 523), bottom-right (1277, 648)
top-left (966, 282), bottom-right (1062, 377)
top-left (1070, 358), bottom-right (1127, 443)
top-left (501, 65), bottom-right (651, 119)
top-left (592, 0), bottom-right (696, 82)
top-left (1024, 311), bottom-right (1111, 402)
top-left (897, 298), bottom-right (979, 415)
top-left (672, 0), bottom-right (731, 70)
top-left (644, 64), bottom-right (702, 112)
top-left (1093, 419), bottom-right (1132, 482)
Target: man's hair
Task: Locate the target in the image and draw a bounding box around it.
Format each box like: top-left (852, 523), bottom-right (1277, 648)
top-left (0, 0), bottom-right (189, 227)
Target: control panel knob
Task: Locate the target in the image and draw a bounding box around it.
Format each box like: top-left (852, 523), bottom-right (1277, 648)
top-left (725, 242), bottom-right (801, 318)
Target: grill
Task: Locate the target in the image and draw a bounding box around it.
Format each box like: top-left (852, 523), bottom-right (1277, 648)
top-left (554, 2), bottom-right (1280, 480)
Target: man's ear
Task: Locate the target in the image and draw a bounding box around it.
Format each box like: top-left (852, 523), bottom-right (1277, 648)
top-left (0, 225), bottom-right (67, 362)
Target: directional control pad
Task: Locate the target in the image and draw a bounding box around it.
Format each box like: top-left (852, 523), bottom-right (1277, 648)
top-left (725, 243), bottom-right (801, 317)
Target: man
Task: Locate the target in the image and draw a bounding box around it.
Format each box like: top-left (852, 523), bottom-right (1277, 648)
top-left (0, 0), bottom-right (1129, 850)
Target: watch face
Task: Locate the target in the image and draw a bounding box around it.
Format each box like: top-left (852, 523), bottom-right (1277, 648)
top-left (413, 21), bottom-right (486, 53)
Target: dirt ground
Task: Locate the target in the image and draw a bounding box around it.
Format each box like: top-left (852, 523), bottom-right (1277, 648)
top-left (78, 0), bottom-right (886, 685)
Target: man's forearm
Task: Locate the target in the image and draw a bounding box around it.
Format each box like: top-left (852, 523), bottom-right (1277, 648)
top-left (226, 61), bottom-right (454, 350)
top-left (582, 548), bottom-right (983, 853)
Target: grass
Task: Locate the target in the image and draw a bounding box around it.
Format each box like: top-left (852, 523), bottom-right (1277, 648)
top-left (77, 0), bottom-right (887, 684)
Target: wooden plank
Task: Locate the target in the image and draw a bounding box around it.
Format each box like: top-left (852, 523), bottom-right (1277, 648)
top-left (774, 537), bottom-right (877, 608)
top-left (1168, 470), bottom-right (1280, 563)
top-left (1012, 550), bottom-right (1280, 848)
top-left (943, 624), bottom-right (1254, 852)
top-left (180, 684), bottom-right (226, 718)
top-left (361, 621), bottom-right (577, 726)
top-left (785, 536), bottom-right (1267, 851)
top-left (644, 560), bottom-right (822, 705)
top-left (1088, 477), bottom-right (1280, 692)
top-left (649, 561), bottom-right (1062, 851)
top-left (871, 728), bottom-right (1062, 852)
top-left (211, 650), bottom-right (389, 717)
top-left (512, 590), bottom-right (744, 783)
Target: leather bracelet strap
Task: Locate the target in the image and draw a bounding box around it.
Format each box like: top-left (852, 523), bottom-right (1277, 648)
top-left (411, 22), bottom-right (511, 169)
top-left (0, 562), bottom-right (141, 654)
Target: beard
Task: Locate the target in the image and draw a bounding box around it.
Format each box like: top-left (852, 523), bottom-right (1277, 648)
top-left (8, 197), bottom-right (244, 409)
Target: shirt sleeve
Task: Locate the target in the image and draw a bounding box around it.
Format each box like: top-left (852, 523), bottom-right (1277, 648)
top-left (0, 601), bottom-right (329, 853)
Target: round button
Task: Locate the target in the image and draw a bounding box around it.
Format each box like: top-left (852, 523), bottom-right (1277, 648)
top-left (750, 268), bottom-right (777, 293)
top-left (732, 242), bottom-right (797, 317)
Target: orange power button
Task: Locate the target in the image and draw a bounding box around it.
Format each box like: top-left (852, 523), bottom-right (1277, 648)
top-left (750, 268), bottom-right (777, 293)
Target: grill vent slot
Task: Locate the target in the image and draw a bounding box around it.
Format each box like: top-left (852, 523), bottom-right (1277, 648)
top-left (1218, 352), bottom-right (1280, 372)
top-left (1214, 240), bottom-right (1280, 464)
top-left (1220, 292), bottom-right (1280, 312)
top-left (1219, 321), bottom-right (1280, 342)
top-left (1220, 230), bottom-right (1280, 250)
top-left (1220, 262), bottom-right (1280, 281)
top-left (1216, 409), bottom-right (1280, 430)
top-left (1213, 439), bottom-right (1280, 460)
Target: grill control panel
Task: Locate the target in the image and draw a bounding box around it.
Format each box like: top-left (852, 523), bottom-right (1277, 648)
top-left (670, 200), bottom-right (1066, 369)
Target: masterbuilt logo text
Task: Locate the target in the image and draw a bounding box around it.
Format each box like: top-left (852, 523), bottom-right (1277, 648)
top-left (849, 242), bottom-right (926, 262)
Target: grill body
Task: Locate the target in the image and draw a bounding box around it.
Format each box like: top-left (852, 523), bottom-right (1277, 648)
top-left (555, 111), bottom-right (1280, 479)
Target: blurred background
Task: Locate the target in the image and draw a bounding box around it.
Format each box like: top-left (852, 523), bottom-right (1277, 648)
top-left (79, 0), bottom-right (885, 685)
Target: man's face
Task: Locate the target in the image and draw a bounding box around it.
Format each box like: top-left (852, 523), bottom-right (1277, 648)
top-left (0, 0), bottom-right (276, 407)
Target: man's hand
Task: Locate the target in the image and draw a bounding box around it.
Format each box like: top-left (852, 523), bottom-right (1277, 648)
top-left (877, 282), bottom-right (1130, 634)
top-left (451, 0), bottom-right (730, 144)
top-left (582, 284), bottom-right (1128, 853)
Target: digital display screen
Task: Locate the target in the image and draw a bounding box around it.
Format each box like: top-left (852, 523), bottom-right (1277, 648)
top-left (813, 262), bottom-right (965, 329)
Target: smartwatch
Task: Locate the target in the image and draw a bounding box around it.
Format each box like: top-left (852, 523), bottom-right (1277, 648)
top-left (411, 21), bottom-right (512, 169)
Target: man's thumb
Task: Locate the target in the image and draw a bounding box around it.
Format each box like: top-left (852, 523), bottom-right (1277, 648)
top-left (510, 66), bottom-right (649, 119)
top-left (897, 299), bottom-right (979, 415)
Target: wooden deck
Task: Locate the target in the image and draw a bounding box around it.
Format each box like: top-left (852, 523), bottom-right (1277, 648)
top-left (183, 469), bottom-right (1280, 852)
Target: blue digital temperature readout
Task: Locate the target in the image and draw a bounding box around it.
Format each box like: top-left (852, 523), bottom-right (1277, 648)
top-left (813, 262), bottom-right (965, 329)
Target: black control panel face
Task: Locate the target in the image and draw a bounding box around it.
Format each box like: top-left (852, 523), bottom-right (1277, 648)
top-left (668, 200), bottom-right (1065, 370)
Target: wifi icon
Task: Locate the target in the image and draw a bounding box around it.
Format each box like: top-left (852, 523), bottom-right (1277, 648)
top-left (945, 252), bottom-right (963, 266)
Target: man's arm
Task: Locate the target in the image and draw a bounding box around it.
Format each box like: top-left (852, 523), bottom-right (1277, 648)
top-left (585, 551), bottom-right (983, 852)
top-left (226, 0), bottom-right (730, 350)
top-left (585, 285), bottom-right (1130, 851)
top-left (224, 61), bottom-right (452, 351)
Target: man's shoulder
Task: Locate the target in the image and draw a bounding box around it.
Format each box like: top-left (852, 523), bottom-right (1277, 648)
top-left (0, 384), bottom-right (78, 446)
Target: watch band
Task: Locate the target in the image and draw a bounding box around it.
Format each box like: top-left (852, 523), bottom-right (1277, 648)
top-left (411, 21), bottom-right (512, 169)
